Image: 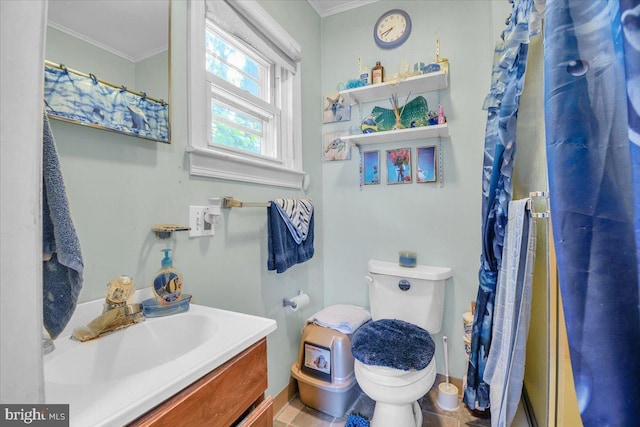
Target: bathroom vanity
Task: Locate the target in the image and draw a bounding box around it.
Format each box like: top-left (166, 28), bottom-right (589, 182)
top-left (44, 296), bottom-right (277, 427)
top-left (129, 338), bottom-right (272, 426)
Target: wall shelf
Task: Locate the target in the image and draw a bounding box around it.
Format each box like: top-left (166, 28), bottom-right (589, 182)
top-left (339, 71), bottom-right (448, 105)
top-left (342, 124), bottom-right (449, 146)
top-left (333, 67), bottom-right (450, 187)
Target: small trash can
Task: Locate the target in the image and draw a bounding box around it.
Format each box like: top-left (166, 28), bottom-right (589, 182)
top-left (290, 323), bottom-right (358, 417)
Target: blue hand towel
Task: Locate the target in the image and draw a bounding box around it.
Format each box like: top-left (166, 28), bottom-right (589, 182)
top-left (42, 113), bottom-right (84, 339)
top-left (272, 198), bottom-right (313, 244)
top-left (267, 200), bottom-right (314, 274)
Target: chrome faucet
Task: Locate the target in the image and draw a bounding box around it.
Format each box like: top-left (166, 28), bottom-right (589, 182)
top-left (72, 276), bottom-right (144, 342)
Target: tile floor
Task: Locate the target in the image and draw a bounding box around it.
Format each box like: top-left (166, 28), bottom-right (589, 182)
top-left (274, 385), bottom-right (495, 427)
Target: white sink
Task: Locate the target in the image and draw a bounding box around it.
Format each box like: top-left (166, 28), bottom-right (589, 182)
top-left (45, 298), bottom-right (277, 427)
top-left (47, 312), bottom-right (219, 385)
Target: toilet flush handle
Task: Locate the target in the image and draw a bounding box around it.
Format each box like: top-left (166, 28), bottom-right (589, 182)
top-left (364, 275), bottom-right (373, 285)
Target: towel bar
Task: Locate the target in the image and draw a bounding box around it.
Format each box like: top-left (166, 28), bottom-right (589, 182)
top-left (222, 197), bottom-right (271, 208)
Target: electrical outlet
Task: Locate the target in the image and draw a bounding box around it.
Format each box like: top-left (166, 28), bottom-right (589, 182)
top-left (189, 206), bottom-right (213, 237)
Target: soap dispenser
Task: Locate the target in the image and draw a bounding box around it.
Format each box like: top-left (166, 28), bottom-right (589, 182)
top-left (152, 249), bottom-right (183, 305)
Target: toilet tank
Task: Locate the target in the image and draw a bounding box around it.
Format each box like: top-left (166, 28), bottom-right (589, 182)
top-left (367, 260), bottom-right (453, 333)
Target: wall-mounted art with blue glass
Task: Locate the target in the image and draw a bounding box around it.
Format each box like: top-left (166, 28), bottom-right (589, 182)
top-left (44, 64), bottom-right (170, 143)
top-left (362, 150), bottom-right (380, 185)
top-left (416, 146), bottom-right (436, 183)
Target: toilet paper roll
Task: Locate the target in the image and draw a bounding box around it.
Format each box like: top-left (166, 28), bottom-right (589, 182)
top-left (288, 292), bottom-right (310, 312)
top-left (463, 334), bottom-right (472, 357)
top-left (463, 311), bottom-right (473, 336)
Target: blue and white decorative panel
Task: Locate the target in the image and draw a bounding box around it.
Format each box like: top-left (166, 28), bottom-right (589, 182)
top-left (44, 64), bottom-right (170, 143)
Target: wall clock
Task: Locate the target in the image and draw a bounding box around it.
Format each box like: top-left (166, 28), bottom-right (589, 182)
top-left (373, 9), bottom-right (412, 49)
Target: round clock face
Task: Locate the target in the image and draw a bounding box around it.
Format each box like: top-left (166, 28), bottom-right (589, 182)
top-left (374, 9), bottom-right (412, 49)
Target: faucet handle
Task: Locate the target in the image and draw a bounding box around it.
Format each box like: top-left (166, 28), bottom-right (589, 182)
top-left (105, 275), bottom-right (136, 305)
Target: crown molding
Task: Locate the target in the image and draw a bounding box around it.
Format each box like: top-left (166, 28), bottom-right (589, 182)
top-left (307, 0), bottom-right (379, 18)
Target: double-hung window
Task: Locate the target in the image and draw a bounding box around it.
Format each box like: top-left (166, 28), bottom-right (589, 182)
top-left (188, 0), bottom-right (304, 188)
top-left (206, 24), bottom-right (275, 157)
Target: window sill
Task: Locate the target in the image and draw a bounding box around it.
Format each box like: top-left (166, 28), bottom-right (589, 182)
top-left (187, 145), bottom-right (305, 189)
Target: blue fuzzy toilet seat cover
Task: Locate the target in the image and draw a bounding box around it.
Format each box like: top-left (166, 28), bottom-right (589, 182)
top-left (351, 318), bottom-right (435, 371)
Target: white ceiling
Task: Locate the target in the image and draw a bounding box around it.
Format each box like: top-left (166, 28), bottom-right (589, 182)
top-left (47, 0), bottom-right (169, 63)
top-left (46, 0), bottom-right (372, 62)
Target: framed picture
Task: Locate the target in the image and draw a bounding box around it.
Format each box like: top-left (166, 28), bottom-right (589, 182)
top-left (322, 130), bottom-right (351, 161)
top-left (416, 146), bottom-right (437, 183)
top-left (323, 93), bottom-right (351, 124)
top-left (386, 148), bottom-right (412, 184)
top-left (362, 150), bottom-right (380, 185)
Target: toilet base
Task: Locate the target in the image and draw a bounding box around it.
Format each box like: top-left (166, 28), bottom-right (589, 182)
top-left (370, 400), bottom-right (422, 427)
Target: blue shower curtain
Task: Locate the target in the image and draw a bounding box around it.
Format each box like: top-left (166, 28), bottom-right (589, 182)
top-left (545, 0), bottom-right (640, 425)
top-left (624, 1), bottom-right (640, 283)
top-left (464, 0), bottom-right (543, 411)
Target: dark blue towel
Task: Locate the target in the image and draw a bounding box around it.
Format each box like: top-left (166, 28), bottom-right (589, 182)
top-left (42, 114), bottom-right (84, 339)
top-left (267, 203), bottom-right (314, 273)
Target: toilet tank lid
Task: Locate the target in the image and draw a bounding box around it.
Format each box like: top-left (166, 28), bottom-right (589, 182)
top-left (368, 260), bottom-right (453, 281)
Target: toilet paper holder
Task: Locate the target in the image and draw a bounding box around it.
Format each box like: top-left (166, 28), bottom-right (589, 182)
top-left (283, 290), bottom-right (305, 309)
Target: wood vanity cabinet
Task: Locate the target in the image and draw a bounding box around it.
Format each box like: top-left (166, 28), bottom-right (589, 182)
top-left (129, 338), bottom-right (272, 427)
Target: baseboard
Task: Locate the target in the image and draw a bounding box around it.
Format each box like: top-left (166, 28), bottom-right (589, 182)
top-left (273, 377), bottom-right (298, 416)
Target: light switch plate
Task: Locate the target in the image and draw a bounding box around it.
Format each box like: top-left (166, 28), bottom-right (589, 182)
top-left (189, 205), bottom-right (213, 237)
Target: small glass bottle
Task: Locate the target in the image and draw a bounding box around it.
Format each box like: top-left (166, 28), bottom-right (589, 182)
top-left (372, 61), bottom-right (384, 84)
top-left (438, 104), bottom-right (446, 124)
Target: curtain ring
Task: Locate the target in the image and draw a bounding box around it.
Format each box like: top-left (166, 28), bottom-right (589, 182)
top-left (89, 73), bottom-right (98, 84)
top-left (140, 91), bottom-right (147, 100)
top-left (120, 85), bottom-right (127, 92)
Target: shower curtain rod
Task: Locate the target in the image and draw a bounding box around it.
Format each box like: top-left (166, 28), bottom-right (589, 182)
top-left (222, 196), bottom-right (271, 208)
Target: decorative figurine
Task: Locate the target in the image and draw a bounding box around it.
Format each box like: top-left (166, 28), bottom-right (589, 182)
top-left (361, 116), bottom-right (379, 134)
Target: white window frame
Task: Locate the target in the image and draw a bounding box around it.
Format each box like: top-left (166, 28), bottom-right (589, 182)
top-left (206, 22), bottom-right (278, 159)
top-left (188, 0), bottom-right (305, 189)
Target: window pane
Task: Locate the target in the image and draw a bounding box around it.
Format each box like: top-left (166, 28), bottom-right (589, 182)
top-left (206, 55), bottom-right (260, 97)
top-left (211, 102), bottom-right (262, 133)
top-left (211, 100), bottom-right (262, 154)
top-left (205, 30), bottom-right (259, 79)
top-left (206, 28), bottom-right (264, 98)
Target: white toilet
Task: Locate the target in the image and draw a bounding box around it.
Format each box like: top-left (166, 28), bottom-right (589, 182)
top-left (351, 260), bottom-right (453, 427)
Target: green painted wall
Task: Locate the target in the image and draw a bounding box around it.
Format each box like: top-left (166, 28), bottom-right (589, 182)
top-left (46, 27), bottom-right (136, 89)
top-left (45, 0), bottom-right (322, 398)
top-left (45, 0), bottom-right (514, 396)
top-left (320, 1), bottom-right (507, 378)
